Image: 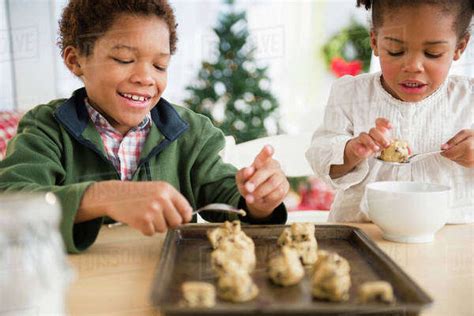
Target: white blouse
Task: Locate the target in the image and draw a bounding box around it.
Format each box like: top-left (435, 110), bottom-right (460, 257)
top-left (306, 72), bottom-right (474, 223)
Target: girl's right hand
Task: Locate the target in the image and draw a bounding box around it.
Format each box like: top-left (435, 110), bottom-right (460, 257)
top-left (346, 118), bottom-right (393, 160)
top-left (77, 181), bottom-right (193, 235)
top-left (330, 118), bottom-right (393, 179)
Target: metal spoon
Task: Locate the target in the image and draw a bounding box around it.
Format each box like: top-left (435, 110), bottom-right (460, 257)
top-left (376, 150), bottom-right (443, 166)
top-left (107, 203), bottom-right (246, 228)
top-left (192, 203), bottom-right (246, 216)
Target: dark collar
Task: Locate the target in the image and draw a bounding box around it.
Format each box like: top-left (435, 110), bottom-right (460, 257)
top-left (53, 87), bottom-right (189, 141)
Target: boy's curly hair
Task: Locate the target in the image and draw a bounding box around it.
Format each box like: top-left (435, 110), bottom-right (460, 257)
top-left (58, 0), bottom-right (178, 57)
top-left (357, 0), bottom-right (473, 39)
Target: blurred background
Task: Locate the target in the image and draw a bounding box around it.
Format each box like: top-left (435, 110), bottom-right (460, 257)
top-left (0, 0), bottom-right (371, 132)
top-left (2, 0), bottom-right (473, 131)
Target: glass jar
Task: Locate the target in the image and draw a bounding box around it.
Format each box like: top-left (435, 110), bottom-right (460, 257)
top-left (0, 192), bottom-right (73, 315)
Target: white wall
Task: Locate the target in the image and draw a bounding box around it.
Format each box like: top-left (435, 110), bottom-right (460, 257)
top-left (0, 0), bottom-right (14, 110)
top-left (4, 0), bottom-right (58, 111)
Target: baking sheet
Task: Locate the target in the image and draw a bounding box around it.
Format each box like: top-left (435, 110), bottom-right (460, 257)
top-left (151, 224), bottom-right (432, 315)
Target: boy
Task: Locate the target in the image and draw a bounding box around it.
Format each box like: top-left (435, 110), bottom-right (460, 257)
top-left (0, 0), bottom-right (289, 253)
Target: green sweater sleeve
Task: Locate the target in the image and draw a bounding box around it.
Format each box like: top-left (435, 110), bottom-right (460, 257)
top-left (0, 108), bottom-right (101, 253)
top-left (189, 118), bottom-right (287, 225)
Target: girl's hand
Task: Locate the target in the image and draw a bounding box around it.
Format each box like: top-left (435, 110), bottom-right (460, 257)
top-left (347, 118), bottom-right (392, 160)
top-left (78, 181), bottom-right (193, 235)
top-left (331, 118), bottom-right (392, 179)
top-left (441, 129), bottom-right (474, 168)
top-left (235, 145), bottom-right (289, 220)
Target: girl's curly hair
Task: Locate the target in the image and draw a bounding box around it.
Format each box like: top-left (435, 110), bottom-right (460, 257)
top-left (357, 0), bottom-right (473, 39)
top-left (58, 0), bottom-right (178, 57)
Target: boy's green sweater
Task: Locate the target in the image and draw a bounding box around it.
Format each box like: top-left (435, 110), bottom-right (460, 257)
top-left (0, 88), bottom-right (286, 253)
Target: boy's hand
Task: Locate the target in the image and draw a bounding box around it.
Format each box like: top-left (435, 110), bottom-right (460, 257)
top-left (347, 117), bottom-right (393, 160)
top-left (78, 181), bottom-right (193, 235)
top-left (236, 145), bottom-right (289, 220)
top-left (441, 129), bottom-right (474, 168)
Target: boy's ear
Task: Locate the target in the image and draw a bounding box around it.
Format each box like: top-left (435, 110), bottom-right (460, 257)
top-left (63, 46), bottom-right (84, 76)
top-left (454, 34), bottom-right (470, 61)
top-left (370, 30), bottom-right (379, 57)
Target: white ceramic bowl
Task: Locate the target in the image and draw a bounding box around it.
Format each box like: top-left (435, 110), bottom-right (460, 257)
top-left (366, 181), bottom-right (451, 243)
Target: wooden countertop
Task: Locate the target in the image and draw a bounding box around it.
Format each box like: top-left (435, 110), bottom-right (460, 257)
top-left (67, 223), bottom-right (474, 316)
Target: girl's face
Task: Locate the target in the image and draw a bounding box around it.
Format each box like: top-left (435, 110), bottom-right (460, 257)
top-left (371, 5), bottom-right (469, 102)
top-left (69, 14), bottom-right (171, 134)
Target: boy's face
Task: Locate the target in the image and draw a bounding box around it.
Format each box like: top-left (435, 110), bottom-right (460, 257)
top-left (371, 5), bottom-right (468, 102)
top-left (74, 15), bottom-right (171, 134)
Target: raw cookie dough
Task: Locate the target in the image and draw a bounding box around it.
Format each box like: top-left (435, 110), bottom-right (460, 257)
top-left (207, 220), bottom-right (254, 250)
top-left (268, 246), bottom-right (305, 286)
top-left (181, 281), bottom-right (216, 307)
top-left (314, 249), bottom-right (330, 264)
top-left (278, 223), bottom-right (316, 245)
top-left (227, 231), bottom-right (255, 252)
top-left (217, 270), bottom-right (259, 303)
top-left (277, 223), bottom-right (318, 265)
top-left (380, 139), bottom-right (410, 163)
top-left (293, 240), bottom-right (318, 265)
top-left (211, 239), bottom-right (256, 275)
top-left (207, 220), bottom-right (241, 248)
top-left (290, 222), bottom-right (316, 242)
top-left (311, 251), bottom-right (351, 302)
top-left (358, 281), bottom-right (395, 304)
top-left (277, 227), bottom-right (293, 247)
top-left (313, 251), bottom-right (350, 275)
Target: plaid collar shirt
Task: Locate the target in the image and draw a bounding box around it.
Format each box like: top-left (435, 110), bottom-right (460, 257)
top-left (85, 98), bottom-right (152, 180)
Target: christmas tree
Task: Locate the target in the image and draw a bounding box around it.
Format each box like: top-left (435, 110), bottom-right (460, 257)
top-left (184, 0), bottom-right (280, 143)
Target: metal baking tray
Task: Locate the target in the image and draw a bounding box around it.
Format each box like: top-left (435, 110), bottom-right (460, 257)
top-left (151, 224), bottom-right (432, 315)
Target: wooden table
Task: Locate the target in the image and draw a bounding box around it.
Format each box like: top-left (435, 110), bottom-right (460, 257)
top-left (67, 223), bottom-right (474, 316)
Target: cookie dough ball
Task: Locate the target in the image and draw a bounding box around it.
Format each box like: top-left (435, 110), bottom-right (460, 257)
top-left (294, 240), bottom-right (318, 265)
top-left (181, 282), bottom-right (216, 307)
top-left (358, 281), bottom-right (395, 304)
top-left (314, 250), bottom-right (330, 263)
top-left (278, 223), bottom-right (316, 246)
top-left (207, 220), bottom-right (241, 249)
top-left (268, 247), bottom-right (305, 286)
top-left (211, 249), bottom-right (239, 275)
top-left (290, 223), bottom-right (316, 243)
top-left (277, 223), bottom-right (318, 265)
top-left (224, 220), bottom-right (242, 234)
top-left (311, 262), bottom-right (351, 302)
top-left (217, 270), bottom-right (259, 303)
top-left (207, 221), bottom-right (254, 251)
top-left (207, 226), bottom-right (229, 249)
top-left (228, 231), bottom-right (255, 252)
top-left (311, 252), bottom-right (351, 302)
top-left (277, 228), bottom-right (292, 247)
top-left (380, 139), bottom-right (410, 163)
top-left (211, 240), bottom-right (256, 275)
top-left (313, 251), bottom-right (350, 275)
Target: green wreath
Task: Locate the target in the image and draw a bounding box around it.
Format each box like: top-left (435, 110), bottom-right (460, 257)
top-left (322, 19), bottom-right (372, 75)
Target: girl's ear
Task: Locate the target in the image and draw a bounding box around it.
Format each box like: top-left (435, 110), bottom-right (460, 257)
top-left (63, 46), bottom-right (84, 76)
top-left (453, 34), bottom-right (470, 61)
top-left (370, 30), bottom-right (379, 56)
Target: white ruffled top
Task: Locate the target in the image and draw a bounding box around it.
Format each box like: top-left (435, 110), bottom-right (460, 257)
top-left (306, 72), bottom-right (474, 223)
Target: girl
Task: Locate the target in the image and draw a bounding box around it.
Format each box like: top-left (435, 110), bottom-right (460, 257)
top-left (0, 0), bottom-right (289, 253)
top-left (306, 0), bottom-right (473, 223)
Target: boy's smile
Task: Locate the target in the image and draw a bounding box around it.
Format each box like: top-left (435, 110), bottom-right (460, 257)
top-left (371, 5), bottom-right (469, 102)
top-left (69, 14), bottom-right (171, 134)
top-left (117, 91), bottom-right (153, 110)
